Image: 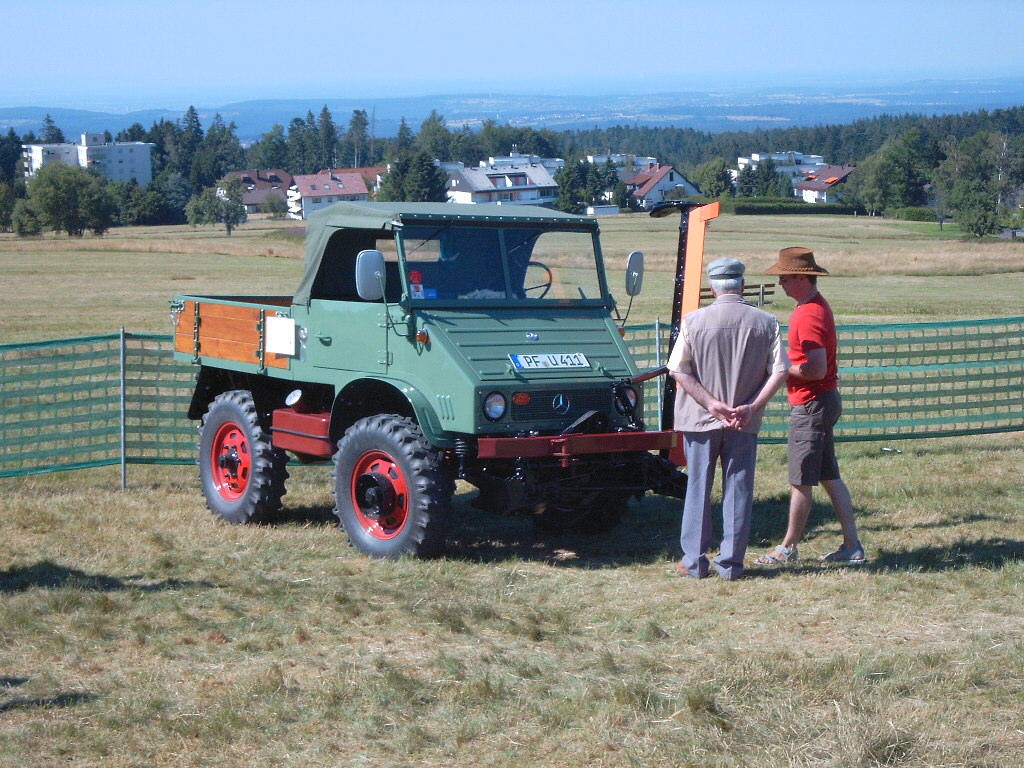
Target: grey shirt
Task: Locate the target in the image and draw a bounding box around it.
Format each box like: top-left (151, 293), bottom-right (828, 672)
top-left (668, 293), bottom-right (786, 433)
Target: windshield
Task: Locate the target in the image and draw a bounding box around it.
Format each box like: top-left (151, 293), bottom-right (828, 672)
top-left (398, 224), bottom-right (605, 304)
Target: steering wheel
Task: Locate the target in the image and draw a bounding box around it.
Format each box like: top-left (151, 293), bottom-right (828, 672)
top-left (523, 261), bottom-right (553, 299)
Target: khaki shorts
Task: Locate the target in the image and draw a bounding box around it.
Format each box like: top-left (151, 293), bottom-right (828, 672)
top-left (788, 389), bottom-right (842, 486)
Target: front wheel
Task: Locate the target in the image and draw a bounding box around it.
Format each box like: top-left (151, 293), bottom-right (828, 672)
top-left (332, 415), bottom-right (451, 559)
top-left (198, 390), bottom-right (289, 524)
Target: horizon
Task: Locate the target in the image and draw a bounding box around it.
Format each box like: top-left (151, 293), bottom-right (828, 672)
top-left (3, 0), bottom-right (1022, 114)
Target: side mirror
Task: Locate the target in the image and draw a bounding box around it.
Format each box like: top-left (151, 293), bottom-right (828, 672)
top-left (625, 250), bottom-right (644, 296)
top-left (355, 249), bottom-right (386, 301)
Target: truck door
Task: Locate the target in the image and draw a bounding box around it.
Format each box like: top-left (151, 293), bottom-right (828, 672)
top-left (304, 299), bottom-right (391, 372)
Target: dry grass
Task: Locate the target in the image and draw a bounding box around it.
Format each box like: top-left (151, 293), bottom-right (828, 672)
top-left (599, 212), bottom-right (1024, 325)
top-left (2, 213), bottom-right (1023, 766)
top-left (2, 434), bottom-right (1023, 767)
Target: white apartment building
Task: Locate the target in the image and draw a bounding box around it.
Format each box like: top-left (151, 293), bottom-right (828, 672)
top-left (447, 161), bottom-right (558, 206)
top-left (22, 133), bottom-right (155, 184)
top-left (587, 154), bottom-right (659, 173)
top-left (734, 151), bottom-right (827, 191)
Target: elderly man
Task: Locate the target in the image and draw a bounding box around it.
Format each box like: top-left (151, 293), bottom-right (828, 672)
top-left (669, 257), bottom-right (788, 580)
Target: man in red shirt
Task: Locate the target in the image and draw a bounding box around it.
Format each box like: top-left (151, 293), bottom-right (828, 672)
top-left (756, 247), bottom-right (866, 565)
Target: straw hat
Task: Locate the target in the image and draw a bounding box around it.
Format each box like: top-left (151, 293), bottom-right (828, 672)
top-left (764, 246), bottom-right (830, 276)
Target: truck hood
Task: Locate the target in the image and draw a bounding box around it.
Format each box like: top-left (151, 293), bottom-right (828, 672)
top-left (419, 308), bottom-right (635, 383)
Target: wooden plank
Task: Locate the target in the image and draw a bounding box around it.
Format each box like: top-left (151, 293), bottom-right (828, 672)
top-left (173, 332), bottom-right (192, 355)
top-left (198, 303), bottom-right (263, 323)
top-left (197, 314), bottom-right (260, 345)
top-left (196, 337), bottom-right (261, 365)
top-left (265, 353), bottom-right (289, 370)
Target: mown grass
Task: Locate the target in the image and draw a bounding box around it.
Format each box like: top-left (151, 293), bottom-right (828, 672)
top-left (2, 435), bottom-right (1023, 767)
top-left (2, 212), bottom-right (1022, 342)
top-left (2, 213), bottom-right (1024, 766)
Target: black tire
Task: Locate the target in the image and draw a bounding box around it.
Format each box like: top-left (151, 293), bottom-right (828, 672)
top-left (332, 414), bottom-right (452, 559)
top-left (533, 490), bottom-right (632, 535)
top-left (197, 390), bottom-right (289, 524)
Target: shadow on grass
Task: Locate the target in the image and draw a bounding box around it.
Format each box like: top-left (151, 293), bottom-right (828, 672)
top-left (442, 490), bottom-right (682, 568)
top-left (867, 539), bottom-right (1024, 572)
top-left (261, 504), bottom-right (337, 527)
top-left (0, 561), bottom-right (214, 593)
top-left (0, 691), bottom-right (97, 713)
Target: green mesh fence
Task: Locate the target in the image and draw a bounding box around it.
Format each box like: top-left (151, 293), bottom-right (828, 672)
top-left (624, 316), bottom-right (1024, 444)
top-left (1, 319), bottom-right (1022, 479)
top-left (0, 333), bottom-right (194, 478)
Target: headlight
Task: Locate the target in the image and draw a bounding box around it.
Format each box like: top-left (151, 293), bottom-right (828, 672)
top-left (482, 391), bottom-right (507, 422)
top-left (614, 386), bottom-right (639, 414)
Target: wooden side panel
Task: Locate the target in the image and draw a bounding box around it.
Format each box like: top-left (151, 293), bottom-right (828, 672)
top-left (173, 299), bottom-right (289, 369)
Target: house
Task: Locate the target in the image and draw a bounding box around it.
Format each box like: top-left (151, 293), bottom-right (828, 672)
top-left (794, 164), bottom-right (855, 203)
top-left (483, 150), bottom-right (563, 177)
top-left (623, 163), bottom-right (699, 210)
top-left (22, 133), bottom-right (154, 184)
top-left (734, 151), bottom-right (827, 192)
top-left (287, 170), bottom-right (369, 219)
top-left (446, 160), bottom-right (558, 206)
top-left (349, 165), bottom-right (388, 196)
top-left (224, 169), bottom-right (293, 214)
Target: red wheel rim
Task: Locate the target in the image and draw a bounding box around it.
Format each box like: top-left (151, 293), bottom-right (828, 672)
top-left (210, 421), bottom-right (251, 502)
top-left (350, 450), bottom-right (409, 540)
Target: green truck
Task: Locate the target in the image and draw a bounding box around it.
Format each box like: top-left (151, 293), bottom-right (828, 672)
top-left (172, 201), bottom-right (686, 558)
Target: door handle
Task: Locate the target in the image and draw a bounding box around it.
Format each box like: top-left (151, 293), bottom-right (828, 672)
top-left (316, 332), bottom-right (332, 345)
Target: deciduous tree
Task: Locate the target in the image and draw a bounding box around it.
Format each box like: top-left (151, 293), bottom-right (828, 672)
top-left (27, 163), bottom-right (115, 236)
top-left (185, 176), bottom-right (247, 235)
top-left (693, 158), bottom-right (733, 198)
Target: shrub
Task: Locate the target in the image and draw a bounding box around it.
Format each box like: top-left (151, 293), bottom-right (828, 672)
top-left (893, 206), bottom-right (937, 222)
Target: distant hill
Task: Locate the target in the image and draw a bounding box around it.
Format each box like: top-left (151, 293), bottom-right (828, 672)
top-left (4, 76), bottom-right (1024, 142)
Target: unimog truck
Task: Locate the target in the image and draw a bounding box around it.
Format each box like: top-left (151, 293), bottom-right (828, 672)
top-left (172, 201), bottom-right (689, 558)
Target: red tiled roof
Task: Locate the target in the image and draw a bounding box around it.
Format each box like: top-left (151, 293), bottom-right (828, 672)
top-left (292, 171), bottom-right (368, 198)
top-left (624, 163), bottom-right (675, 198)
top-left (226, 168), bottom-right (293, 189)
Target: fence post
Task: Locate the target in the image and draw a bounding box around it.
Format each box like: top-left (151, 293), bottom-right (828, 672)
top-left (654, 317), bottom-right (663, 430)
top-left (120, 327), bottom-right (127, 490)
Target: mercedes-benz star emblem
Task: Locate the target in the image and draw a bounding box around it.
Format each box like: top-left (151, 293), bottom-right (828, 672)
top-left (552, 394), bottom-right (571, 415)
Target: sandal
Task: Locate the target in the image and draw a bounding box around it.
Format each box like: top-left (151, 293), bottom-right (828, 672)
top-left (754, 545), bottom-right (797, 566)
top-left (818, 542), bottom-right (867, 564)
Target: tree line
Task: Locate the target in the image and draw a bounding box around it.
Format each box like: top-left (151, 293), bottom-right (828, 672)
top-left (2, 103), bottom-right (1023, 237)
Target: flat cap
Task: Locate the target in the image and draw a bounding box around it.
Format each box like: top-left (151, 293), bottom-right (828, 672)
top-left (706, 257), bottom-right (745, 279)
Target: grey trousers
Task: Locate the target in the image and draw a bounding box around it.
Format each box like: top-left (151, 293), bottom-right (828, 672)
top-left (680, 429), bottom-right (759, 580)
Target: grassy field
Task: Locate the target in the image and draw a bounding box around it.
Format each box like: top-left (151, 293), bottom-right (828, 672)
top-left (2, 214), bottom-right (1024, 767)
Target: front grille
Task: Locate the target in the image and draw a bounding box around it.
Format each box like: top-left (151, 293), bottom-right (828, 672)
top-left (511, 388), bottom-right (611, 422)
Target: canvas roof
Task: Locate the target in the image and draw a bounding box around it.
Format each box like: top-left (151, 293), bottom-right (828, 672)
top-left (295, 201), bottom-right (596, 305)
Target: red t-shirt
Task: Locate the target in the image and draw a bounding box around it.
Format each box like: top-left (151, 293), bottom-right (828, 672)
top-left (786, 292), bottom-right (839, 405)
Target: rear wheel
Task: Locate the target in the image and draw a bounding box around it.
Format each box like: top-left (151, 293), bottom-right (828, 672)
top-left (332, 415), bottom-right (451, 558)
top-left (198, 390), bottom-right (289, 523)
top-left (533, 490), bottom-right (632, 535)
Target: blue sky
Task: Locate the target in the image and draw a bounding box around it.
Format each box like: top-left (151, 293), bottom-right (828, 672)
top-left (4, 0), bottom-right (1022, 111)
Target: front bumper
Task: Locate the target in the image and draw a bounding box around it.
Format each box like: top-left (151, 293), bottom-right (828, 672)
top-left (476, 429), bottom-right (682, 467)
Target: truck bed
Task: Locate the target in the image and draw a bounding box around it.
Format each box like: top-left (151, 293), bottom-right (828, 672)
top-left (172, 295), bottom-right (294, 372)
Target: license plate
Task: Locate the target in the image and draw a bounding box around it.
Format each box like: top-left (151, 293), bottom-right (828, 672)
top-left (509, 352), bottom-right (590, 370)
